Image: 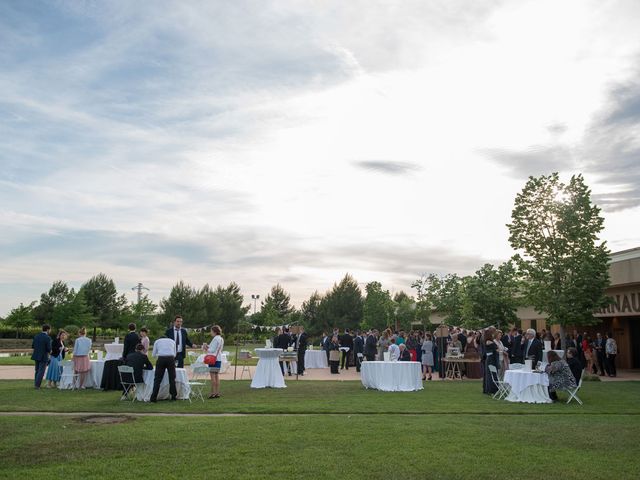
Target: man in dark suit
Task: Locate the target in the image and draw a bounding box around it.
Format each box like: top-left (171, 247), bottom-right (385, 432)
top-left (122, 322), bottom-right (140, 359)
top-left (165, 315), bottom-right (194, 368)
top-left (276, 326), bottom-right (292, 375)
top-left (339, 328), bottom-right (354, 370)
top-left (522, 328), bottom-right (543, 366)
top-left (353, 330), bottom-right (365, 372)
top-left (294, 327), bottom-right (308, 375)
top-left (510, 328), bottom-right (523, 364)
top-left (364, 329), bottom-right (378, 361)
top-left (566, 347), bottom-right (582, 384)
top-left (124, 343), bottom-right (153, 385)
top-left (31, 324), bottom-right (52, 389)
top-left (593, 333), bottom-right (606, 376)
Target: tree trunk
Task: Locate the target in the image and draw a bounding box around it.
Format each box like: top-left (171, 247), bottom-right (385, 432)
top-left (92, 326), bottom-right (97, 342)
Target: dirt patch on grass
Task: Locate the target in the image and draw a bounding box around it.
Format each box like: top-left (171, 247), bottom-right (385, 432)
top-left (78, 415), bottom-right (134, 425)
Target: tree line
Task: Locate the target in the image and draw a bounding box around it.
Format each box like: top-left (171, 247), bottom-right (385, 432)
top-left (2, 173), bottom-right (611, 343)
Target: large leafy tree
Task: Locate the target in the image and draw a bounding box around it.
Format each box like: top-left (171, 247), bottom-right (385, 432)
top-left (462, 262), bottom-right (521, 329)
top-left (5, 301), bottom-right (36, 338)
top-left (301, 291), bottom-right (322, 333)
top-left (507, 173), bottom-right (610, 347)
top-left (80, 273), bottom-right (127, 335)
top-left (317, 274), bottom-right (363, 332)
top-left (215, 282), bottom-right (250, 333)
top-left (362, 281), bottom-right (394, 331)
top-left (393, 291), bottom-right (417, 331)
top-left (34, 280), bottom-right (71, 325)
top-left (158, 281), bottom-right (200, 327)
top-left (261, 284), bottom-right (294, 320)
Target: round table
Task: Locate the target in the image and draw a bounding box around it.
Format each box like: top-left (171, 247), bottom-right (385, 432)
top-left (304, 350), bottom-right (328, 369)
top-left (251, 348), bottom-right (286, 388)
top-left (59, 360), bottom-right (105, 389)
top-left (360, 361), bottom-right (423, 392)
top-left (138, 367), bottom-right (190, 402)
top-left (504, 370), bottom-right (551, 403)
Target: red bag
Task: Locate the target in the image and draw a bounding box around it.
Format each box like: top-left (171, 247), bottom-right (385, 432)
top-left (203, 354), bottom-right (217, 365)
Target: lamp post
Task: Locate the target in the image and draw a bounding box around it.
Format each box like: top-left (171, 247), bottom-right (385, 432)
top-left (251, 294), bottom-right (260, 314)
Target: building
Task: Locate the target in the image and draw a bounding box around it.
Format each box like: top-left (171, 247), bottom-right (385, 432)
top-left (519, 247), bottom-right (640, 369)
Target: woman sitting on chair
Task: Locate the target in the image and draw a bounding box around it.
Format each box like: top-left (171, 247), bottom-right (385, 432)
top-left (544, 350), bottom-right (577, 401)
top-left (206, 325), bottom-right (224, 399)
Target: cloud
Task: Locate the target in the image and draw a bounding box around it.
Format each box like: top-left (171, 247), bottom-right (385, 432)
top-left (352, 160), bottom-right (421, 175)
top-left (481, 145), bottom-right (574, 179)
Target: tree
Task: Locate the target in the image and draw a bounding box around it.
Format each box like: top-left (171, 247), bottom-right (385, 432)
top-left (215, 282), bottom-right (250, 333)
top-left (80, 273), bottom-right (124, 334)
top-left (261, 284), bottom-right (293, 320)
top-left (507, 173), bottom-right (610, 348)
top-left (462, 262), bottom-right (521, 329)
top-left (317, 274), bottom-right (363, 332)
top-left (393, 291), bottom-right (417, 331)
top-left (412, 273), bottom-right (465, 326)
top-left (301, 291), bottom-right (322, 333)
top-left (5, 302), bottom-right (36, 338)
top-left (362, 282), bottom-right (394, 331)
top-left (34, 280), bottom-right (71, 325)
top-left (158, 281), bottom-right (200, 327)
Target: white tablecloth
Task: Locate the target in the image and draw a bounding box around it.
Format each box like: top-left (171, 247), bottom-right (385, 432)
top-left (305, 350), bottom-right (328, 369)
top-left (137, 367), bottom-right (190, 401)
top-left (195, 352), bottom-right (230, 373)
top-left (251, 348), bottom-right (286, 388)
top-left (360, 361), bottom-right (423, 392)
top-left (59, 360), bottom-right (105, 389)
top-left (104, 343), bottom-right (124, 361)
top-left (504, 370), bottom-right (551, 403)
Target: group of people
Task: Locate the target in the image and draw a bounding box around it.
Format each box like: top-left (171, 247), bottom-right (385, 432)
top-left (30, 316), bottom-right (227, 401)
top-left (271, 326), bottom-right (309, 376)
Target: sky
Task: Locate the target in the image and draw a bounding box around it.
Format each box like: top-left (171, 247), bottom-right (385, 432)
top-left (1, 0), bottom-right (640, 316)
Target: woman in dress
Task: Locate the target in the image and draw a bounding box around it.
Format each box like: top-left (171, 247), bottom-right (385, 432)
top-left (406, 331), bottom-right (420, 362)
top-left (73, 327), bottom-right (92, 389)
top-left (494, 330), bottom-right (509, 375)
top-left (464, 332), bottom-right (482, 379)
top-left (482, 327), bottom-right (499, 395)
top-left (206, 325), bottom-right (224, 399)
top-left (421, 333), bottom-right (434, 380)
top-left (544, 350), bottom-right (577, 401)
top-left (139, 327), bottom-right (150, 354)
top-left (46, 330), bottom-right (68, 388)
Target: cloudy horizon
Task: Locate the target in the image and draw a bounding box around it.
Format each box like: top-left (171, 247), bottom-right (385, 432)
top-left (1, 0), bottom-right (639, 316)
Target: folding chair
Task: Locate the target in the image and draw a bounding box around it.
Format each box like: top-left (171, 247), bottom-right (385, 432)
top-left (489, 365), bottom-right (510, 400)
top-left (188, 365), bottom-right (209, 403)
top-left (565, 376), bottom-right (583, 405)
top-left (60, 360), bottom-right (79, 390)
top-left (187, 351), bottom-right (200, 365)
top-left (117, 365), bottom-right (138, 402)
top-left (239, 351), bottom-right (252, 380)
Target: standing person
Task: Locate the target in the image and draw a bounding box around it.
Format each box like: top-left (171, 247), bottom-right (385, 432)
top-left (464, 332), bottom-right (482, 379)
top-left (421, 333), bottom-right (434, 381)
top-left (295, 327), bottom-right (308, 376)
top-left (553, 332), bottom-right (562, 350)
top-left (46, 330), bottom-right (68, 388)
top-left (321, 331), bottom-right (330, 363)
top-left (483, 327), bottom-right (499, 395)
top-left (510, 328), bottom-right (523, 364)
top-left (566, 347), bottom-right (583, 384)
top-left (406, 332), bottom-right (420, 363)
top-left (593, 333), bottom-right (606, 376)
top-left (165, 315), bottom-right (194, 368)
top-left (495, 330), bottom-right (510, 375)
top-left (122, 323), bottom-right (140, 359)
top-left (139, 327), bottom-right (150, 355)
top-left (388, 338), bottom-right (400, 361)
top-left (353, 330), bottom-right (364, 372)
top-left (377, 329), bottom-right (391, 361)
top-left (205, 326), bottom-right (224, 399)
top-left (364, 329), bottom-right (378, 362)
top-left (73, 328), bottom-right (92, 389)
top-left (150, 335), bottom-right (177, 402)
top-left (582, 336), bottom-right (594, 374)
top-left (276, 327), bottom-right (292, 376)
top-left (605, 332), bottom-right (617, 377)
top-left (328, 336), bottom-right (340, 374)
top-left (522, 328), bottom-right (543, 367)
top-left (339, 328), bottom-right (353, 370)
top-left (31, 324), bottom-right (52, 389)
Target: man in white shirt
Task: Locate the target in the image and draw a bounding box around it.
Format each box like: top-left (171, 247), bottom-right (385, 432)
top-left (150, 336), bottom-right (177, 402)
top-left (388, 338), bottom-right (400, 362)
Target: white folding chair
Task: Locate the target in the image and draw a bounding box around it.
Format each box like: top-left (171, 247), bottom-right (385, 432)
top-left (239, 351), bottom-right (252, 380)
top-left (117, 366), bottom-right (138, 402)
top-left (489, 365), bottom-right (510, 400)
top-left (188, 365), bottom-right (209, 403)
top-left (187, 351), bottom-right (200, 365)
top-left (60, 360), bottom-right (79, 390)
top-left (565, 376), bottom-right (583, 405)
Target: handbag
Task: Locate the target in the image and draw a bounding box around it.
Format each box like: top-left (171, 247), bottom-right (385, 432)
top-left (203, 354), bottom-right (217, 365)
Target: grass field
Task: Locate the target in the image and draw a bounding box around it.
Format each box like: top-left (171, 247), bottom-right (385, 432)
top-left (1, 380), bottom-right (639, 479)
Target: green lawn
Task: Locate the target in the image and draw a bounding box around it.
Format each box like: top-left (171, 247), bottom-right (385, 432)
top-left (1, 380), bottom-right (639, 479)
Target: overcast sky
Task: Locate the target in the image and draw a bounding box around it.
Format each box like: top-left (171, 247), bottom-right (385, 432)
top-left (1, 0), bottom-right (640, 316)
